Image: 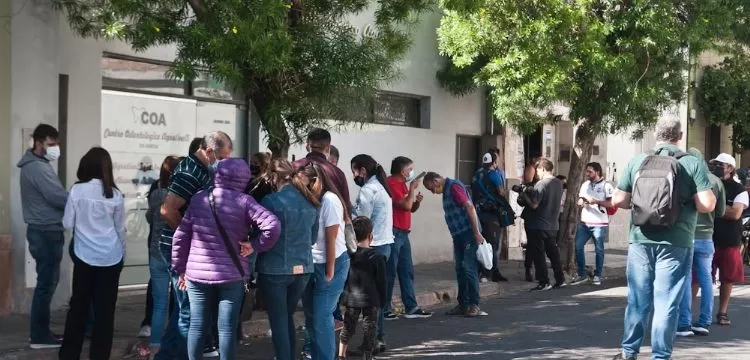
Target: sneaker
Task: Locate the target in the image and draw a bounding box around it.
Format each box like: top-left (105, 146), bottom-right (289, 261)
top-left (530, 283), bottom-right (552, 292)
top-left (691, 324), bottom-right (710, 336)
top-left (138, 325), bottom-right (152, 338)
top-left (203, 346), bottom-right (219, 357)
top-left (334, 319), bottom-right (344, 331)
top-left (464, 305), bottom-right (488, 317)
top-left (480, 277), bottom-right (489, 283)
top-left (569, 274), bottom-right (589, 286)
top-left (29, 338), bottom-right (62, 349)
top-left (612, 353), bottom-right (637, 360)
top-left (383, 312), bottom-right (399, 321)
top-left (445, 305), bottom-right (466, 316)
top-left (592, 276), bottom-right (602, 286)
top-left (403, 308), bottom-right (433, 319)
top-left (491, 271), bottom-right (509, 282)
top-left (552, 282), bottom-right (567, 289)
top-left (676, 326), bottom-right (694, 337)
top-left (377, 340), bottom-right (386, 353)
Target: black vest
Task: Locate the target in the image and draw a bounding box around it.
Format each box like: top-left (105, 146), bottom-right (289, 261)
top-left (714, 179), bottom-right (746, 247)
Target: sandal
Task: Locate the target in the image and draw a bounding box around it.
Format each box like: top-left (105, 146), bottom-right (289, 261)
top-left (717, 312), bottom-right (731, 326)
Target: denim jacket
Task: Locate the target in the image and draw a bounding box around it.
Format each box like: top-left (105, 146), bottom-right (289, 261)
top-left (256, 185), bottom-right (319, 275)
top-left (353, 176), bottom-right (394, 247)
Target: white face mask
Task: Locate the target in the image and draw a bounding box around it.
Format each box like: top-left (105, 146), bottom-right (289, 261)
top-left (44, 145), bottom-right (61, 161)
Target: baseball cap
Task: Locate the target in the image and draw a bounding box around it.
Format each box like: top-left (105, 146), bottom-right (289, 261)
top-left (482, 153), bottom-right (494, 164)
top-left (711, 153), bottom-right (736, 168)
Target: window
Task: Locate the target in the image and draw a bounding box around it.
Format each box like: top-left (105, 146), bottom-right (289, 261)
top-left (456, 135), bottom-right (481, 186)
top-left (101, 57), bottom-right (186, 95)
top-left (371, 92), bottom-right (428, 128)
top-left (192, 72), bottom-right (234, 101)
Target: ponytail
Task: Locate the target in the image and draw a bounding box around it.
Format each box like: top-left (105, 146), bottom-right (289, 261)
top-left (270, 160), bottom-right (321, 208)
top-left (351, 154), bottom-right (392, 198)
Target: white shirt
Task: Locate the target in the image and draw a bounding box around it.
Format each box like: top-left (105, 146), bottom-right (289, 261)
top-left (732, 191), bottom-right (749, 208)
top-left (579, 179), bottom-right (615, 226)
top-left (352, 176), bottom-right (394, 247)
top-left (63, 179), bottom-right (126, 266)
top-left (312, 191), bottom-right (348, 264)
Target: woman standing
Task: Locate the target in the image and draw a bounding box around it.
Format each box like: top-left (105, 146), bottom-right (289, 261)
top-left (59, 147), bottom-right (126, 360)
top-left (246, 152), bottom-right (275, 202)
top-left (144, 155), bottom-right (181, 356)
top-left (301, 163), bottom-right (351, 360)
top-left (350, 154), bottom-right (394, 352)
top-left (172, 158), bottom-right (280, 360)
top-left (257, 160), bottom-right (320, 360)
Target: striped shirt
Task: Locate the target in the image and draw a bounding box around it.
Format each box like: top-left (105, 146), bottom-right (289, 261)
top-left (160, 154), bottom-right (212, 246)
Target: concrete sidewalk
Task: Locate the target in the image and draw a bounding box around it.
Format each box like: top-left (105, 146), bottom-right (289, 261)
top-left (0, 255), bottom-right (627, 360)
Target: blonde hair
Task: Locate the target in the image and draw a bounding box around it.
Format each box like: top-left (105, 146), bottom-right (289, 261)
top-left (270, 160), bottom-right (320, 207)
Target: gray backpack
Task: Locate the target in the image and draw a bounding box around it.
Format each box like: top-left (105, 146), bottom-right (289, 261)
top-left (630, 149), bottom-right (688, 229)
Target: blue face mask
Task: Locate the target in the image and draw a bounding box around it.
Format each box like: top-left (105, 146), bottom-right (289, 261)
top-left (208, 158), bottom-right (220, 173)
top-left (406, 169), bottom-right (416, 181)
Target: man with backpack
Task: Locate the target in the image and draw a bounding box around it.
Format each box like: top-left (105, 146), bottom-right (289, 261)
top-left (471, 152), bottom-right (513, 282)
top-left (611, 118), bottom-right (716, 360)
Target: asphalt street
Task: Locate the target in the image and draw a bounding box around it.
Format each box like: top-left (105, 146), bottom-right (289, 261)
top-left (236, 278), bottom-right (750, 360)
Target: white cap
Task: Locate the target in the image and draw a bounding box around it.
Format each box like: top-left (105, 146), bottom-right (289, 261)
top-left (482, 153), bottom-right (493, 164)
top-left (712, 153), bottom-right (736, 168)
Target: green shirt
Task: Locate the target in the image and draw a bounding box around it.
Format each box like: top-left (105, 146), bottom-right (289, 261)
top-left (617, 144), bottom-right (712, 248)
top-left (694, 174), bottom-right (726, 240)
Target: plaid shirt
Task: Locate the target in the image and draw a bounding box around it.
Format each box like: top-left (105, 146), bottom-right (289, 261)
top-left (442, 178), bottom-right (478, 238)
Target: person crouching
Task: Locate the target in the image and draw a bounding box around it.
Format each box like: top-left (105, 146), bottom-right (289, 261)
top-left (338, 217), bottom-right (387, 360)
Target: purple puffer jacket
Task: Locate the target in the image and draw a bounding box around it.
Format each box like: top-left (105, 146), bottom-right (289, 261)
top-left (172, 158), bottom-right (281, 284)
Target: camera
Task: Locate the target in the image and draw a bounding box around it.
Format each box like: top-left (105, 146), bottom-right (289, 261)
top-left (511, 184), bottom-right (527, 193)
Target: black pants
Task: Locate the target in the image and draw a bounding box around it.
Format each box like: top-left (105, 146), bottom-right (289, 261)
top-left (525, 227), bottom-right (564, 286)
top-left (340, 306), bottom-right (378, 352)
top-left (478, 214), bottom-right (503, 278)
top-left (59, 254), bottom-right (123, 360)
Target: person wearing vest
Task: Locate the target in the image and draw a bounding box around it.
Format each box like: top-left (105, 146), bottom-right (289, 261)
top-left (611, 118), bottom-right (716, 360)
top-left (422, 172), bottom-right (487, 317)
top-left (709, 153), bottom-right (748, 327)
top-left (571, 162), bottom-right (615, 287)
top-left (471, 152), bottom-right (510, 283)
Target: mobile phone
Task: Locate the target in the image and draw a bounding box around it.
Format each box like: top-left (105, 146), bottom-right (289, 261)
top-left (415, 171), bottom-right (427, 180)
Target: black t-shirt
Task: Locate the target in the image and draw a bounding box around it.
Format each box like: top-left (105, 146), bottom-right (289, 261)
top-left (342, 247), bottom-right (387, 308)
top-left (714, 179), bottom-right (746, 247)
top-left (523, 177), bottom-right (563, 231)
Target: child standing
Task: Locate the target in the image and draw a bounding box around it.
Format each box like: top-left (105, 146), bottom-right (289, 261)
top-left (338, 217), bottom-right (387, 360)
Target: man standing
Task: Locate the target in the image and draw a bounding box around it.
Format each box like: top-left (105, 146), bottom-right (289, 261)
top-left (570, 162), bottom-right (614, 286)
top-left (18, 124), bottom-right (69, 349)
top-left (384, 156), bottom-right (433, 320)
top-left (676, 148), bottom-right (726, 337)
top-left (471, 152), bottom-right (510, 283)
top-left (295, 128), bottom-right (350, 207)
top-left (155, 131), bottom-right (232, 360)
top-left (612, 118), bottom-right (715, 360)
top-left (709, 153), bottom-right (747, 327)
top-left (515, 158), bottom-right (565, 291)
top-left (423, 172), bottom-right (487, 317)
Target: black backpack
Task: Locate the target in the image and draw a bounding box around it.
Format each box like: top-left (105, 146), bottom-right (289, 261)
top-left (630, 148), bottom-right (689, 229)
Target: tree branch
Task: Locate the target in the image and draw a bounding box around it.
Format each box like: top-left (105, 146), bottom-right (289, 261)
top-left (186, 0), bottom-right (207, 18)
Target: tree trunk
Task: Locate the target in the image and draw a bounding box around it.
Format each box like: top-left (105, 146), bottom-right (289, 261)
top-left (557, 119), bottom-right (598, 276)
top-left (250, 92), bottom-right (291, 159)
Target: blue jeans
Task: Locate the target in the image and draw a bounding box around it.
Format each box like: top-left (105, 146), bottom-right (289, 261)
top-left (621, 243), bottom-right (691, 360)
top-left (187, 280), bottom-right (245, 360)
top-left (385, 229), bottom-right (418, 315)
top-left (27, 228), bottom-right (64, 343)
top-left (149, 253), bottom-right (172, 347)
top-left (453, 232), bottom-right (480, 308)
top-left (679, 239), bottom-right (714, 328)
top-left (372, 244), bottom-right (391, 341)
top-left (302, 254), bottom-right (350, 359)
top-left (154, 245), bottom-right (190, 360)
top-left (259, 274), bottom-right (311, 360)
top-left (575, 224), bottom-right (608, 277)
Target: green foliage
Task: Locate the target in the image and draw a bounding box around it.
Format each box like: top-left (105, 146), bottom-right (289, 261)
top-left (697, 56), bottom-right (750, 152)
top-left (436, 0), bottom-right (750, 136)
top-left (53, 0), bottom-right (431, 155)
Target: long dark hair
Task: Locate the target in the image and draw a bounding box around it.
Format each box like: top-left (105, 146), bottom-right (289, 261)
top-left (76, 147), bottom-right (119, 199)
top-left (350, 154), bottom-right (392, 198)
top-left (303, 162), bottom-right (351, 222)
top-left (158, 155), bottom-right (181, 188)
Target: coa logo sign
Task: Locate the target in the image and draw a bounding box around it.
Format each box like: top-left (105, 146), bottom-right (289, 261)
top-left (141, 111), bottom-right (166, 126)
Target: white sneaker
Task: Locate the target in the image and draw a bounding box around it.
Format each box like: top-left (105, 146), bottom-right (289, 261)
top-left (138, 325), bottom-right (151, 338)
top-left (592, 276), bottom-right (602, 286)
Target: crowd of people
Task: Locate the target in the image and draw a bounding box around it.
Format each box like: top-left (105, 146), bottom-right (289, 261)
top-left (16, 117), bottom-right (749, 360)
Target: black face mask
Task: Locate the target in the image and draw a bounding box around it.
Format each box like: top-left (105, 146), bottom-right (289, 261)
top-left (709, 163), bottom-right (724, 179)
top-left (354, 176), bottom-right (366, 187)
top-left (250, 165), bottom-right (260, 176)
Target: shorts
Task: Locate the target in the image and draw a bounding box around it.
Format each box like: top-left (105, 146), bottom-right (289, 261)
top-left (712, 246), bottom-right (745, 284)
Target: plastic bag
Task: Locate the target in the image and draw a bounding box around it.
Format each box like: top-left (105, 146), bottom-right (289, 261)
top-left (476, 241), bottom-right (493, 271)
